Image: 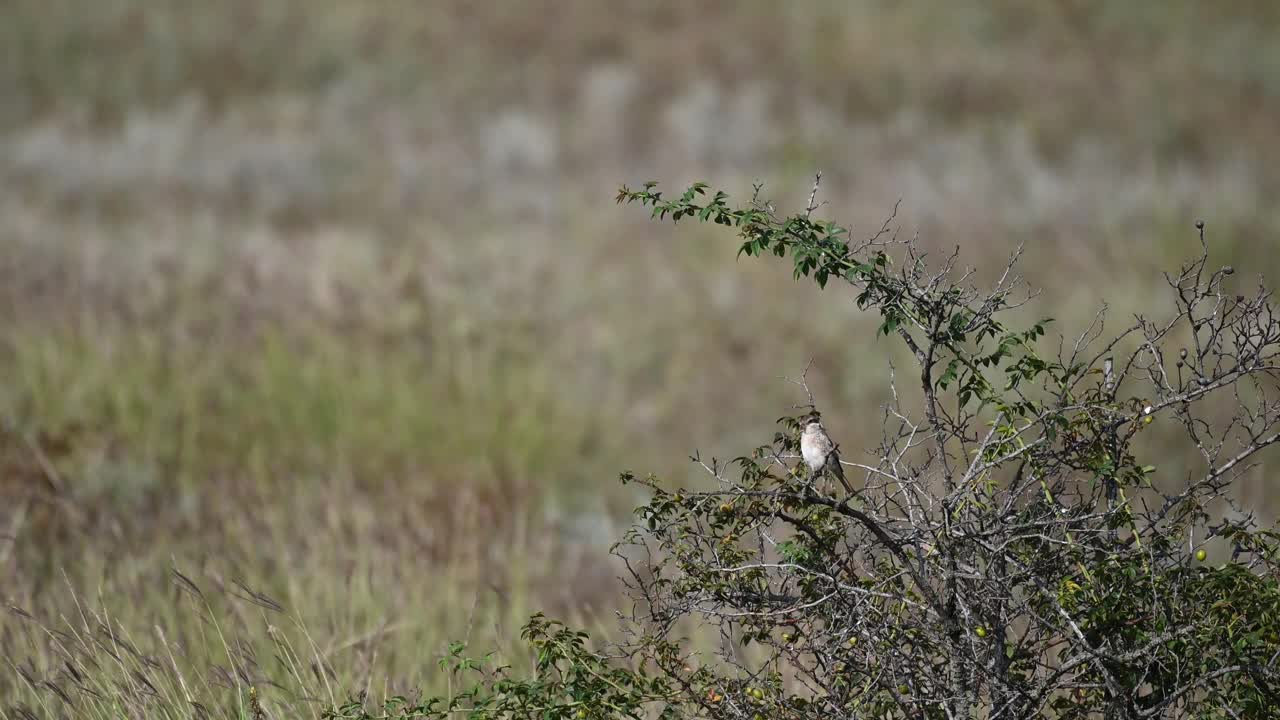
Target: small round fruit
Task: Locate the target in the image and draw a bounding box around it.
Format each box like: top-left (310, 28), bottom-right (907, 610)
top-left (719, 502), bottom-right (733, 513)
top-left (975, 626), bottom-right (988, 638)
top-left (576, 710), bottom-right (587, 719)
top-left (1196, 549), bottom-right (1207, 562)
top-left (781, 633), bottom-right (793, 643)
top-left (847, 636), bottom-right (858, 647)
top-left (751, 687), bottom-right (765, 700)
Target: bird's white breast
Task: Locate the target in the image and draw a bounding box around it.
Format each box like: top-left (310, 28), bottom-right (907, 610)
top-left (802, 445), bottom-right (826, 470)
top-left (801, 431), bottom-right (827, 470)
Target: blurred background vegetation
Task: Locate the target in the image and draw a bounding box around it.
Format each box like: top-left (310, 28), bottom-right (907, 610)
top-left (2, 0), bottom-right (1279, 715)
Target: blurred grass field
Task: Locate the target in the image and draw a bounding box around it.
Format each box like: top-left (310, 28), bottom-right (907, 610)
top-left (3, 1), bottom-right (1280, 716)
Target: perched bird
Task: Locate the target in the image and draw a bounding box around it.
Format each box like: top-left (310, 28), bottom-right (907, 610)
top-left (800, 413), bottom-right (851, 494)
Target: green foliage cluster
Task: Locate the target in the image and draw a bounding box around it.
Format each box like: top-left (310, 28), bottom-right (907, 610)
top-left (326, 616), bottom-right (680, 720)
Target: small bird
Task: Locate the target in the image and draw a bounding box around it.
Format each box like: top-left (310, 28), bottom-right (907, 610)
top-left (800, 413), bottom-right (851, 494)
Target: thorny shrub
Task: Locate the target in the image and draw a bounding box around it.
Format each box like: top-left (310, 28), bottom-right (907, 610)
top-left (329, 178), bottom-right (1280, 719)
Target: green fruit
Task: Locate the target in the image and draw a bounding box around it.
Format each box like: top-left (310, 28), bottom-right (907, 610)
top-left (781, 633), bottom-right (793, 643)
top-left (750, 687), bottom-right (765, 700)
top-left (575, 710), bottom-right (587, 719)
top-left (975, 626), bottom-right (988, 638)
top-left (847, 636), bottom-right (858, 647)
top-left (1195, 549), bottom-right (1207, 562)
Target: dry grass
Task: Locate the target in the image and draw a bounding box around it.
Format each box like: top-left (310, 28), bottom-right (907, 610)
top-left (3, 1), bottom-right (1280, 715)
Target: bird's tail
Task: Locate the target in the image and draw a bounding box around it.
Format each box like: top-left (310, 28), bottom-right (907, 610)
top-left (830, 455), bottom-right (855, 496)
